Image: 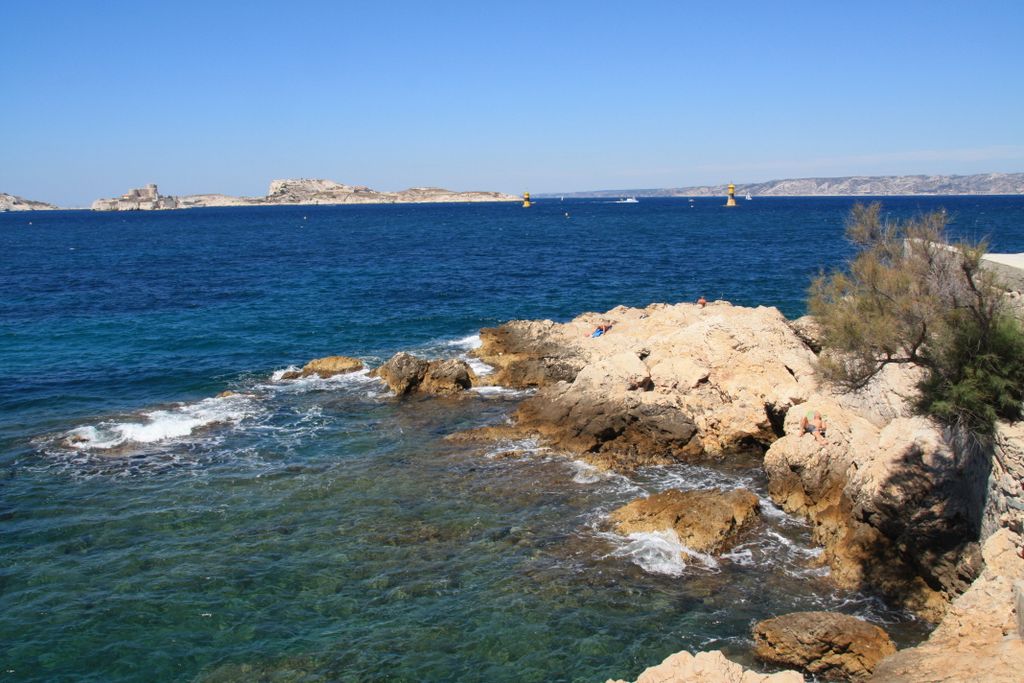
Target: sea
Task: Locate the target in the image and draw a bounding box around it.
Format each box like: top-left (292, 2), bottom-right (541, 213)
top-left (3, 196), bottom-right (1024, 682)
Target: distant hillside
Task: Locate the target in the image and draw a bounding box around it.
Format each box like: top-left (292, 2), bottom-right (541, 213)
top-left (0, 193), bottom-right (58, 211)
top-left (548, 173), bottom-right (1024, 198)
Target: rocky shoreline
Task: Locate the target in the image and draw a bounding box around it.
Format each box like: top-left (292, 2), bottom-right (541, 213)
top-left (67, 298), bottom-right (1024, 681)
top-left (367, 300), bottom-right (1024, 681)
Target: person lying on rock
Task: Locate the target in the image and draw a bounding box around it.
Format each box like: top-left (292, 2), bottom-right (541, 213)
top-left (591, 323), bottom-right (613, 338)
top-left (799, 410), bottom-right (828, 445)
top-left (696, 295), bottom-right (707, 308)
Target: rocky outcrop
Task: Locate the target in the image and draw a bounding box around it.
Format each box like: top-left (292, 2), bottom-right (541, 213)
top-left (92, 184), bottom-right (179, 211)
top-left (752, 612), bottom-right (896, 680)
top-left (474, 319), bottom-right (592, 388)
top-left (471, 302), bottom-right (817, 470)
top-left (374, 353), bottom-right (475, 396)
top-left (787, 315), bottom-right (822, 354)
top-left (609, 488), bottom-right (761, 554)
top-left (763, 403), bottom-right (984, 619)
top-left (606, 649), bottom-right (804, 683)
top-left (0, 193), bottom-right (58, 211)
top-left (280, 355), bottom-right (364, 380)
top-left (91, 178), bottom-right (518, 210)
top-left (868, 529), bottom-right (1024, 682)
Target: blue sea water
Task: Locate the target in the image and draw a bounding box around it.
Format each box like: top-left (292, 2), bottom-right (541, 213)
top-left (2, 196), bottom-right (1023, 682)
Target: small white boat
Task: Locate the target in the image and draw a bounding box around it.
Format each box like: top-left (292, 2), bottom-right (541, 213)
top-left (615, 197), bottom-right (639, 204)
top-left (745, 193), bottom-right (752, 200)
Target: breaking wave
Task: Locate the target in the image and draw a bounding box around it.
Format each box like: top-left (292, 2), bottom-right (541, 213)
top-left (62, 394), bottom-right (262, 452)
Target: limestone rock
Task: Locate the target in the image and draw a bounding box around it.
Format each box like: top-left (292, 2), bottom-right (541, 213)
top-left (788, 315), bottom-right (823, 353)
top-left (868, 529), bottom-right (1024, 682)
top-left (419, 358), bottom-right (475, 395)
top-left (0, 192), bottom-right (57, 211)
top-left (752, 612), bottom-right (895, 680)
top-left (763, 403), bottom-right (984, 619)
top-left (609, 488), bottom-right (761, 554)
top-left (606, 649), bottom-right (804, 683)
top-left (474, 319), bottom-right (590, 388)
top-left (829, 363), bottom-right (923, 427)
top-left (374, 353), bottom-right (475, 396)
top-left (280, 355), bottom-right (364, 380)
top-left (487, 302), bottom-right (818, 469)
top-left (375, 352), bottom-right (430, 395)
top-left (514, 385), bottom-right (700, 470)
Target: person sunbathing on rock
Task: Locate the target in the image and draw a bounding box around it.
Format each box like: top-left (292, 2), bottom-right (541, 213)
top-left (799, 410), bottom-right (828, 445)
top-left (591, 323), bottom-right (613, 338)
top-left (696, 295), bottom-right (707, 308)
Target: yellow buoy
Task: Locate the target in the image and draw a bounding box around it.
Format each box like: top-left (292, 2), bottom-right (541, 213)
top-left (522, 192), bottom-right (531, 208)
top-left (725, 183), bottom-right (737, 208)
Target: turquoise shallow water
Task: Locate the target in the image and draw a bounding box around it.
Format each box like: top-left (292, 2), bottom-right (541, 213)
top-left (3, 197), bottom-right (1024, 681)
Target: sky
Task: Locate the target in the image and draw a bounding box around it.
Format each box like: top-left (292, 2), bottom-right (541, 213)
top-left (2, 1), bottom-right (1023, 206)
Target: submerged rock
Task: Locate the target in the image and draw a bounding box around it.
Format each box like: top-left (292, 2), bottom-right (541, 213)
top-left (280, 355), bottom-right (364, 380)
top-left (609, 488), bottom-right (761, 554)
top-left (374, 352), bottom-right (475, 396)
top-left (606, 649), bottom-right (804, 683)
top-left (752, 611), bottom-right (896, 680)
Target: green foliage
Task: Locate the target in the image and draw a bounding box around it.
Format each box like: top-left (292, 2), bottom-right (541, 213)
top-left (916, 312), bottom-right (1024, 434)
top-left (809, 202), bottom-right (1024, 434)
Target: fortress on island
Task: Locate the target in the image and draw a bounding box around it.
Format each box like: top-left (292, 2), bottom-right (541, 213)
top-left (89, 179), bottom-right (518, 211)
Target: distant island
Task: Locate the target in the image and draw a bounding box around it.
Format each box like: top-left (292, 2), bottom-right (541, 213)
top-left (90, 179), bottom-right (519, 211)
top-left (546, 172), bottom-right (1024, 198)
top-left (0, 193), bottom-right (58, 212)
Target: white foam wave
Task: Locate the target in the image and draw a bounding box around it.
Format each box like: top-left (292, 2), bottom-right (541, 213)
top-left (446, 334), bottom-right (482, 350)
top-left (65, 395), bottom-right (260, 451)
top-left (647, 466), bottom-right (757, 494)
top-left (271, 366), bottom-right (300, 381)
top-left (721, 546), bottom-right (755, 566)
top-left (570, 460), bottom-right (604, 484)
top-left (679, 544), bottom-right (720, 570)
top-left (483, 437), bottom-right (542, 459)
top-left (466, 356), bottom-right (495, 377)
top-left (264, 367), bottom-right (381, 394)
top-left (471, 385), bottom-right (532, 398)
top-left (608, 530), bottom-right (688, 576)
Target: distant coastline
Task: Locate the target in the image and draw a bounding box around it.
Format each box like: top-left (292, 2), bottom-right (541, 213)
top-left (5, 172), bottom-right (1024, 212)
top-left (543, 172), bottom-right (1024, 198)
top-left (88, 179), bottom-right (519, 211)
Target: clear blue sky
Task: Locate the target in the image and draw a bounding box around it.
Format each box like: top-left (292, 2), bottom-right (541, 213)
top-left (3, 1), bottom-right (1023, 206)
